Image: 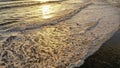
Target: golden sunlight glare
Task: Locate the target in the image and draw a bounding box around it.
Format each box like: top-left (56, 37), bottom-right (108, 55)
top-left (40, 5), bottom-right (53, 19)
top-left (39, 3), bottom-right (62, 19)
top-left (36, 0), bottom-right (57, 2)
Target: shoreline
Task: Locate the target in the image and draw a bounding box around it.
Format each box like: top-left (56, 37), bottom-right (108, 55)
top-left (78, 30), bottom-right (120, 68)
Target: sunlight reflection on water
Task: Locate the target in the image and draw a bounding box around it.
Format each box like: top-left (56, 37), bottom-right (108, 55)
top-left (39, 4), bottom-right (62, 19)
top-left (34, 0), bottom-right (61, 2)
top-left (36, 0), bottom-right (51, 2)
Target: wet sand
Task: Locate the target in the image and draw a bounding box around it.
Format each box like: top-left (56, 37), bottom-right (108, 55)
top-left (77, 30), bottom-right (120, 68)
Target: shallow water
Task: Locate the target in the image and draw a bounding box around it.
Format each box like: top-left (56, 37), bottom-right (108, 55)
top-left (78, 30), bottom-right (120, 68)
top-left (0, 0), bottom-right (95, 68)
top-left (0, 0), bottom-right (85, 34)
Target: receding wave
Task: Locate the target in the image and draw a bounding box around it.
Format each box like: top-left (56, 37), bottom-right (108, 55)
top-left (0, 1), bottom-right (92, 32)
top-left (0, 1), bottom-right (63, 9)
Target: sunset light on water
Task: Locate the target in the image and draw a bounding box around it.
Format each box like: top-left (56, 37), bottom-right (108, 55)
top-left (36, 0), bottom-right (50, 2)
top-left (39, 4), bottom-right (62, 19)
top-left (40, 5), bottom-right (53, 19)
top-left (0, 0), bottom-right (120, 68)
top-left (35, 0), bottom-right (60, 2)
